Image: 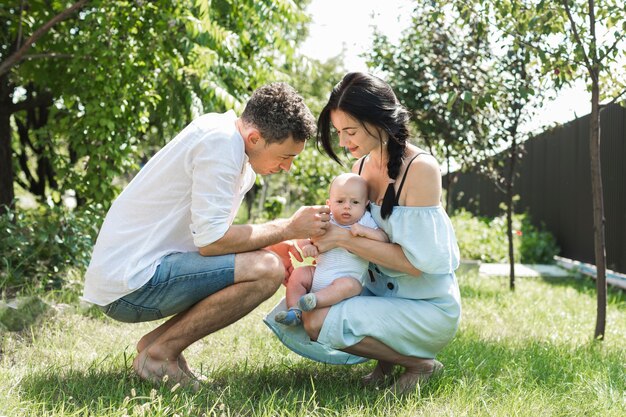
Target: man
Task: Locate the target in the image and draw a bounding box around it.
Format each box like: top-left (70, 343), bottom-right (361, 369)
top-left (83, 83), bottom-right (330, 388)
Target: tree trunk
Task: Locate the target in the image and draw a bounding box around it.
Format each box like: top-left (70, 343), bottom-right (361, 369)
top-left (0, 81), bottom-right (14, 210)
top-left (446, 172), bottom-right (458, 214)
top-left (507, 135), bottom-right (518, 291)
top-left (444, 144), bottom-right (452, 213)
top-left (590, 81), bottom-right (607, 340)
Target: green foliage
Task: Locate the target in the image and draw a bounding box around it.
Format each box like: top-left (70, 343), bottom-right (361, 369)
top-left (288, 147), bottom-right (345, 207)
top-left (0, 296), bottom-right (49, 332)
top-left (451, 209), bottom-right (559, 264)
top-left (367, 2), bottom-right (495, 173)
top-left (519, 214), bottom-right (560, 264)
top-left (0, 206), bottom-right (102, 296)
top-left (261, 196), bottom-right (286, 221)
top-left (452, 209), bottom-right (510, 263)
top-left (2, 0), bottom-right (312, 208)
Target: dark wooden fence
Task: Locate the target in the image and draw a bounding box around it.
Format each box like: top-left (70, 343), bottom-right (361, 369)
top-left (448, 103), bottom-right (626, 274)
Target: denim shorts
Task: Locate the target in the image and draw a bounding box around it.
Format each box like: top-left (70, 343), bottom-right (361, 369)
top-left (101, 251), bottom-right (235, 323)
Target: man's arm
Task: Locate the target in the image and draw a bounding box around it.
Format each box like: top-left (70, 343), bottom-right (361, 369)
top-left (198, 205), bottom-right (330, 257)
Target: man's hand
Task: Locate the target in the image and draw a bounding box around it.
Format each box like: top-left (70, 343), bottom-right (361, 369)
top-left (287, 205), bottom-right (331, 239)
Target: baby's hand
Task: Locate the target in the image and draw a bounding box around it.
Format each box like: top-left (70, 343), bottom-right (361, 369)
top-left (301, 244), bottom-right (319, 258)
top-left (350, 223), bottom-right (365, 237)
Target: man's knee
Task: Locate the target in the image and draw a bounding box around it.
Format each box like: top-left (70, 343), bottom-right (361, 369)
top-left (235, 251), bottom-right (283, 293)
top-left (257, 251), bottom-right (284, 288)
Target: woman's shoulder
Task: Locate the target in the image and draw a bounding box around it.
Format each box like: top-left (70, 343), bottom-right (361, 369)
top-left (399, 149), bottom-right (441, 207)
top-left (350, 156), bottom-right (367, 174)
top-left (405, 148), bottom-right (439, 170)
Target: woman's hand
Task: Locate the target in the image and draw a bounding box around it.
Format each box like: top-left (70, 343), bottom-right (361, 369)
top-left (311, 223), bottom-right (351, 253)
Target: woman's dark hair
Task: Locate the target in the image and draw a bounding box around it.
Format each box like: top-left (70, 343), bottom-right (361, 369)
top-left (316, 72), bottom-right (410, 219)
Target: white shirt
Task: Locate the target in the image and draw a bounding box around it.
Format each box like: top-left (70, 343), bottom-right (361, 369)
top-left (83, 111), bottom-right (256, 305)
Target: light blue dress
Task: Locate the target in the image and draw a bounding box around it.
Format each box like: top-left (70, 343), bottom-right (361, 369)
top-left (317, 203), bottom-right (461, 359)
top-left (264, 202), bottom-right (461, 362)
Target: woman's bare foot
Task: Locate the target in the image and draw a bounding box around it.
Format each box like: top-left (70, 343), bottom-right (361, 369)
top-left (133, 348), bottom-right (200, 391)
top-left (391, 360), bottom-right (443, 394)
top-left (362, 360), bottom-right (394, 386)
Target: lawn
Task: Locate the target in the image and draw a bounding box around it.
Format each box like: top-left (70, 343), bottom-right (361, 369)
top-left (1, 270), bottom-right (625, 416)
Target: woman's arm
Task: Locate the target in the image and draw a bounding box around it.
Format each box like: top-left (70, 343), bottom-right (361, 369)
top-left (312, 225), bottom-right (421, 276)
top-left (312, 151), bottom-right (442, 276)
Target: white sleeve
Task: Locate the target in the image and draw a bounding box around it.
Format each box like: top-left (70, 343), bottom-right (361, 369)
top-left (188, 139), bottom-right (243, 247)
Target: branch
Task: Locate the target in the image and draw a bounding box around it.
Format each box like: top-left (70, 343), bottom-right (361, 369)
top-left (471, 3), bottom-right (586, 72)
top-left (602, 36), bottom-right (621, 60)
top-left (0, 0), bottom-right (89, 77)
top-left (17, 0), bottom-right (25, 50)
top-left (561, 0), bottom-right (597, 84)
top-left (23, 52), bottom-right (75, 61)
top-left (604, 88), bottom-right (626, 106)
top-left (14, 117), bottom-right (38, 187)
top-left (9, 91), bottom-right (54, 114)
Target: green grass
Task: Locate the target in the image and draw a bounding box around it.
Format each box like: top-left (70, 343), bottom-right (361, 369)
top-left (1, 272), bottom-right (625, 416)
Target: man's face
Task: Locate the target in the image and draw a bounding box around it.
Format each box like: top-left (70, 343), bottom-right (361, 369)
top-left (247, 136), bottom-right (305, 175)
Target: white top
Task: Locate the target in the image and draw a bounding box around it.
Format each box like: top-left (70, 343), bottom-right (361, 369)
top-left (83, 111), bottom-right (256, 305)
top-left (310, 212), bottom-right (379, 293)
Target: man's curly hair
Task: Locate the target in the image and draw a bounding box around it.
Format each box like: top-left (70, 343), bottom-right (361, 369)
top-left (241, 83), bottom-right (316, 144)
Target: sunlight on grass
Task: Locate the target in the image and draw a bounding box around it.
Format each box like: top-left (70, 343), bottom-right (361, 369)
top-left (1, 273), bottom-right (625, 416)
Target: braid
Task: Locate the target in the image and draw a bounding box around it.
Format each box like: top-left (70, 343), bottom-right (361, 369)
top-left (380, 110), bottom-right (410, 219)
top-left (315, 72), bottom-right (412, 219)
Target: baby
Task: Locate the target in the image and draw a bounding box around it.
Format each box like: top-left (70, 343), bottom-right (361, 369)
top-left (275, 173), bottom-right (388, 326)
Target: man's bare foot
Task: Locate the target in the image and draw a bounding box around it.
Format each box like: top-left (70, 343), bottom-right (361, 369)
top-left (362, 360), bottom-right (394, 386)
top-left (133, 348), bottom-right (200, 391)
top-left (391, 360), bottom-right (443, 394)
top-left (137, 337), bottom-right (201, 381)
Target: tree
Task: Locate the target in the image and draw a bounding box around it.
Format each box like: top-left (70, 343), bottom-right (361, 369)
top-left (366, 2), bottom-right (495, 213)
top-left (369, 1), bottom-right (566, 291)
top-left (461, 0), bottom-right (626, 337)
top-left (450, 0), bottom-right (555, 290)
top-left (555, 0), bottom-right (626, 339)
top-left (1, 0), bottom-right (311, 210)
top-left (0, 0), bottom-right (89, 210)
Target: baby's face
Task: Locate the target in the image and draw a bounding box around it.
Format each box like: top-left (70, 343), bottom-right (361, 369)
top-left (327, 179), bottom-right (368, 226)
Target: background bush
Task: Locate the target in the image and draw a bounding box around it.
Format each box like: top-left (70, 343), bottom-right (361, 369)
top-left (0, 205), bottom-right (102, 297)
top-left (451, 209), bottom-right (559, 264)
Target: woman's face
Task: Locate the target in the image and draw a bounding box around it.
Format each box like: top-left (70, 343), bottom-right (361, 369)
top-left (330, 109), bottom-right (383, 158)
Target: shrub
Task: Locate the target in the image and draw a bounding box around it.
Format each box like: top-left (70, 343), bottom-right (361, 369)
top-left (450, 209), bottom-right (559, 264)
top-left (451, 209), bottom-right (510, 263)
top-left (0, 205), bottom-right (103, 297)
top-left (519, 215), bottom-right (560, 264)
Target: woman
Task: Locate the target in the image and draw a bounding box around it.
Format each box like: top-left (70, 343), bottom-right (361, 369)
top-left (306, 72), bottom-right (461, 393)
